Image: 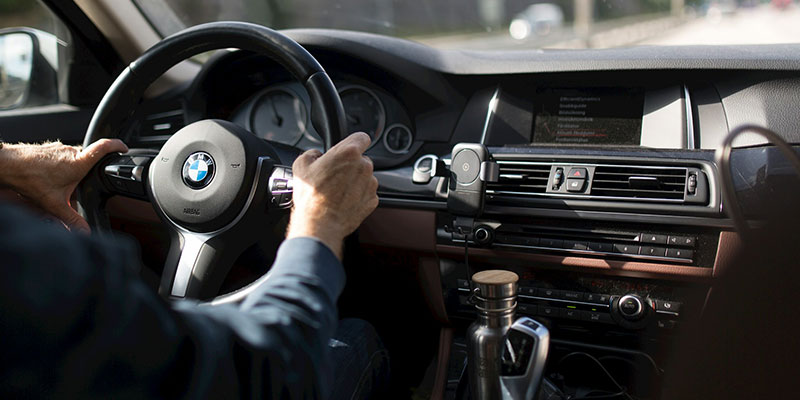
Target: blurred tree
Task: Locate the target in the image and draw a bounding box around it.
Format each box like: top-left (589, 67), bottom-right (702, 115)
top-left (0, 0), bottom-right (36, 13)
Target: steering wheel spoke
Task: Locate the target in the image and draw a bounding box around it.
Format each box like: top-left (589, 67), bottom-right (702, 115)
top-left (160, 229), bottom-right (254, 299)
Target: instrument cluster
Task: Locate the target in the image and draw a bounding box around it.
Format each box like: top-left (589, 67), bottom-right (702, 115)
top-left (230, 81), bottom-right (414, 155)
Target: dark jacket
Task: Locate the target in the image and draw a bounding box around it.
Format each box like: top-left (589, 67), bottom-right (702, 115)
top-left (0, 203), bottom-right (344, 399)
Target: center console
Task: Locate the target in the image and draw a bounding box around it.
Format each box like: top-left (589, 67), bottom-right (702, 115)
top-left (427, 138), bottom-right (725, 399)
top-left (382, 79), bottom-right (740, 399)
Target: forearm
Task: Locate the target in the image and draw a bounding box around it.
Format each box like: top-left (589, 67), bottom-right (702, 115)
top-left (286, 212), bottom-right (345, 261)
top-left (0, 143), bottom-right (31, 188)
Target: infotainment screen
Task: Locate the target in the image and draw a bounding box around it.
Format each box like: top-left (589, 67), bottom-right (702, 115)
top-left (532, 88), bottom-right (644, 146)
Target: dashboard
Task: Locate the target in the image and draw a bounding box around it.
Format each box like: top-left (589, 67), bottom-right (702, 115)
top-left (123, 29), bottom-right (800, 399)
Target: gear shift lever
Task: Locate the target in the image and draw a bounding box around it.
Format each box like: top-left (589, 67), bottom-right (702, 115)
top-left (466, 270), bottom-right (550, 400)
top-left (500, 317), bottom-right (550, 400)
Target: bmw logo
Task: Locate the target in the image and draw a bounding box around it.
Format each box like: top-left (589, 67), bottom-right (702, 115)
top-left (182, 152), bottom-right (215, 189)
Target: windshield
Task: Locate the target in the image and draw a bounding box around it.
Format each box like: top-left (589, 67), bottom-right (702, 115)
top-left (135, 0), bottom-right (800, 49)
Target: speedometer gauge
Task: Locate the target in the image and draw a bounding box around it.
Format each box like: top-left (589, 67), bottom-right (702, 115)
top-left (249, 88), bottom-right (307, 146)
top-left (339, 86), bottom-right (385, 144)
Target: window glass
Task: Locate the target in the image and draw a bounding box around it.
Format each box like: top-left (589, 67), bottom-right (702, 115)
top-left (0, 0), bottom-right (67, 110)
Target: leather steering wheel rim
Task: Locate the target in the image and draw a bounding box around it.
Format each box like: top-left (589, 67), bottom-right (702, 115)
top-left (83, 21), bottom-right (346, 150)
top-left (78, 22), bottom-right (347, 301)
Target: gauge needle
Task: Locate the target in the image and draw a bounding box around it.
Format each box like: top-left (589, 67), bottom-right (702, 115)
top-left (270, 98), bottom-right (283, 127)
top-left (346, 113), bottom-right (360, 125)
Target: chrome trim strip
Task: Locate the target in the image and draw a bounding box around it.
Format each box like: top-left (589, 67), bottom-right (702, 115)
top-left (480, 86), bottom-right (501, 145)
top-left (518, 295), bottom-right (612, 308)
top-left (486, 190), bottom-right (686, 203)
top-left (684, 85), bottom-right (696, 149)
top-left (172, 234), bottom-right (206, 297)
top-left (457, 288), bottom-right (611, 307)
top-left (491, 242), bottom-right (694, 264)
top-left (496, 160), bottom-right (690, 171)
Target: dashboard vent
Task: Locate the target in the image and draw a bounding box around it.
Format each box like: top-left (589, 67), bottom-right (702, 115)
top-left (487, 161), bottom-right (551, 196)
top-left (591, 165), bottom-right (687, 201)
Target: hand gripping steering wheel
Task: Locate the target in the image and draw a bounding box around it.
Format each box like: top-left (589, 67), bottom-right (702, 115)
top-left (78, 22), bottom-right (346, 301)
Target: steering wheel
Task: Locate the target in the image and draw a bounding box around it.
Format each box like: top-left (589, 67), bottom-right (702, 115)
top-left (78, 22), bottom-right (346, 301)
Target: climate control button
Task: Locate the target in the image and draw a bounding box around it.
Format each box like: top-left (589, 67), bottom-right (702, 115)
top-left (618, 294), bottom-right (645, 320)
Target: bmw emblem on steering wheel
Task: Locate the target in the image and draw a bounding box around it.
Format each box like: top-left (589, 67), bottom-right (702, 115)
top-left (182, 152), bottom-right (216, 189)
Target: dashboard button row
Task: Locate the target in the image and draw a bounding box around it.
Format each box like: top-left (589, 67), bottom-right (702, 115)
top-left (507, 236), bottom-right (694, 259)
top-left (641, 233), bottom-right (697, 247)
top-left (518, 287), bottom-right (611, 304)
top-left (517, 303), bottom-right (614, 324)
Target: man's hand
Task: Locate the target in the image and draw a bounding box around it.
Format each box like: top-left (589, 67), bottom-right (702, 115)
top-left (287, 132), bottom-right (379, 260)
top-left (0, 139), bottom-right (128, 233)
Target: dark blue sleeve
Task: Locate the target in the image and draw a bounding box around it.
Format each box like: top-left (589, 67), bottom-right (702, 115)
top-left (0, 203), bottom-right (345, 399)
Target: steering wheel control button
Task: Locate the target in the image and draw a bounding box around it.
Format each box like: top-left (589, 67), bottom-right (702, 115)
top-left (565, 178), bottom-right (585, 192)
top-left (452, 149), bottom-right (481, 185)
top-left (182, 152), bottom-right (216, 189)
top-left (568, 168), bottom-right (587, 179)
top-left (268, 166), bottom-right (294, 208)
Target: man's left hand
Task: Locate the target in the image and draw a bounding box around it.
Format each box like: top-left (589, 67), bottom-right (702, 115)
top-left (0, 139), bottom-right (128, 233)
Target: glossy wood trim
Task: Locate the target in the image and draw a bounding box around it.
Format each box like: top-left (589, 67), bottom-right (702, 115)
top-left (712, 230), bottom-right (742, 277)
top-left (419, 257), bottom-right (449, 324)
top-left (359, 207), bottom-right (436, 252)
top-left (437, 244), bottom-right (714, 280)
top-left (430, 327), bottom-right (454, 400)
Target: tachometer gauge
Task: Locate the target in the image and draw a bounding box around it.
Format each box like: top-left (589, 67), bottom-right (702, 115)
top-left (249, 88), bottom-right (307, 145)
top-left (339, 86), bottom-right (385, 144)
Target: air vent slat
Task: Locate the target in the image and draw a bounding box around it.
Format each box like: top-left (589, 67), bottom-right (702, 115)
top-left (591, 180), bottom-right (685, 188)
top-left (487, 162), bottom-right (552, 196)
top-left (591, 165), bottom-right (686, 201)
top-left (593, 172), bottom-right (685, 178)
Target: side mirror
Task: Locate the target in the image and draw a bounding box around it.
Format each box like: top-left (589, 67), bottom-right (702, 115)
top-left (0, 28), bottom-right (58, 110)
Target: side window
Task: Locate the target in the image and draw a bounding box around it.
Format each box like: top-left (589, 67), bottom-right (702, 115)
top-left (0, 0), bottom-right (68, 110)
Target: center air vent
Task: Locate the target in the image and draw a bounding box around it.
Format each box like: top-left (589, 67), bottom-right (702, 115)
top-left (486, 161), bottom-right (551, 195)
top-left (484, 159), bottom-right (709, 206)
top-left (591, 165), bottom-right (687, 201)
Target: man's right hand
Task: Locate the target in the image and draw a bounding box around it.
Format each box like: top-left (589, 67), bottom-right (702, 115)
top-left (287, 132), bottom-right (379, 260)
